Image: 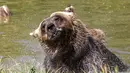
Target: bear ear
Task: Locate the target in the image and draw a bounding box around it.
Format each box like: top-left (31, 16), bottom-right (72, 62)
top-left (64, 5), bottom-right (75, 12)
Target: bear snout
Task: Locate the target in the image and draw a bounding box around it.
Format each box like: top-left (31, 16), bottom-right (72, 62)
top-left (29, 27), bottom-right (40, 38)
top-left (30, 27), bottom-right (48, 41)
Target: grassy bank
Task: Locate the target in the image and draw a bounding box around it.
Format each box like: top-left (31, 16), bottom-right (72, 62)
top-left (0, 58), bottom-right (125, 73)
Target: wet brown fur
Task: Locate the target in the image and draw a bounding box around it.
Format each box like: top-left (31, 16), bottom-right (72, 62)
top-left (34, 14), bottom-right (128, 73)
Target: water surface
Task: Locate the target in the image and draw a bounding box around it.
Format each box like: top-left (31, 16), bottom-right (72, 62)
top-left (0, 0), bottom-right (130, 66)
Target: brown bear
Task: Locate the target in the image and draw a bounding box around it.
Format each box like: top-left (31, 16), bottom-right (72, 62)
top-left (0, 5), bottom-right (11, 23)
top-left (30, 11), bottom-right (128, 73)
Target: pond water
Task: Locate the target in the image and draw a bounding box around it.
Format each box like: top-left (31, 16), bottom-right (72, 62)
top-left (0, 0), bottom-right (130, 68)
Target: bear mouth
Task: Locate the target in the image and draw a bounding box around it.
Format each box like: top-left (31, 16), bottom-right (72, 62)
top-left (47, 28), bottom-right (62, 41)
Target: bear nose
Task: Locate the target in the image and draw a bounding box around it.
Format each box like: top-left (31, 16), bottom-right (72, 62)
top-left (29, 26), bottom-right (48, 41)
top-left (29, 32), bottom-right (34, 36)
top-left (29, 27), bottom-right (41, 38)
top-left (29, 30), bottom-right (38, 38)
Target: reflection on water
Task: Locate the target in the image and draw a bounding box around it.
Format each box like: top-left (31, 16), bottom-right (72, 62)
top-left (0, 0), bottom-right (130, 66)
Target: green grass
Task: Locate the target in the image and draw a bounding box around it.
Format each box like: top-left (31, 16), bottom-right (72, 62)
top-left (0, 59), bottom-right (46, 73)
top-left (0, 64), bottom-right (120, 73)
top-left (0, 58), bottom-right (126, 73)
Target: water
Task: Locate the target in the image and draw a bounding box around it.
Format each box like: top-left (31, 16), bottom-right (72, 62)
top-left (0, 0), bottom-right (130, 67)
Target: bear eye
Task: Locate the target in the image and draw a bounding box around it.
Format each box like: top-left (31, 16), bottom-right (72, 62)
top-left (55, 17), bottom-right (60, 21)
top-left (48, 23), bottom-right (55, 31)
top-left (41, 24), bottom-right (45, 31)
top-left (54, 16), bottom-right (63, 21)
